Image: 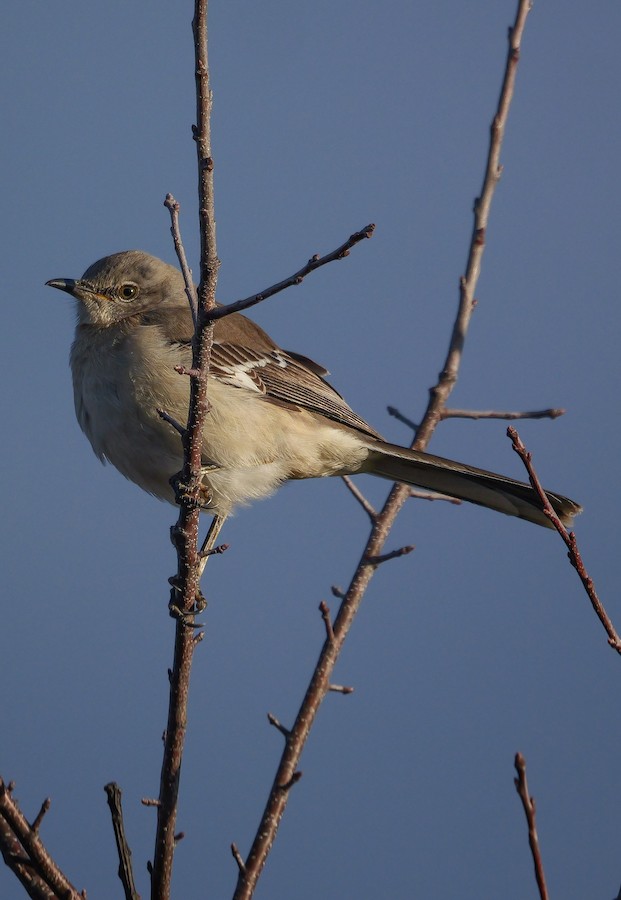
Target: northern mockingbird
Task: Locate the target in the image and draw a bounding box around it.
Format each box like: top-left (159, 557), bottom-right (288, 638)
top-left (47, 250), bottom-right (581, 529)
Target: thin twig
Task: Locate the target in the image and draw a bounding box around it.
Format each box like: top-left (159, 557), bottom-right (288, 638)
top-left (208, 225), bottom-right (375, 321)
top-left (232, 5), bottom-right (533, 896)
top-left (231, 843), bottom-right (246, 875)
top-left (386, 406), bottom-right (419, 432)
top-left (174, 364), bottom-right (202, 378)
top-left (156, 408), bottom-right (186, 437)
top-left (164, 193), bottom-right (199, 326)
top-left (443, 407), bottom-right (565, 421)
top-left (514, 753), bottom-right (549, 900)
top-left (197, 541), bottom-right (229, 559)
top-left (104, 783), bottom-right (140, 900)
top-left (341, 476), bottom-right (377, 520)
top-left (319, 600), bottom-right (335, 642)
top-left (365, 546), bottom-right (415, 565)
top-left (267, 713), bottom-right (290, 740)
top-left (30, 799), bottom-right (50, 835)
top-left (507, 426), bottom-right (621, 652)
top-left (329, 684), bottom-right (354, 694)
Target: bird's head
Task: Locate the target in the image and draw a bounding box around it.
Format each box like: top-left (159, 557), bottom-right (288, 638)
top-left (46, 250), bottom-right (187, 327)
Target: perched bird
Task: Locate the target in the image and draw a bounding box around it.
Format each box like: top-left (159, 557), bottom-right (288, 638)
top-left (47, 251), bottom-right (581, 529)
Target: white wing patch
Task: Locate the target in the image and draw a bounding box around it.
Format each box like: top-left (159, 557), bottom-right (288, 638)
top-left (210, 341), bottom-right (381, 438)
top-left (212, 346), bottom-right (289, 393)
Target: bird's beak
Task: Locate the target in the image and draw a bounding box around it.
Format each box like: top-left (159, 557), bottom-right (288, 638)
top-left (46, 278), bottom-right (77, 295)
top-left (46, 278), bottom-right (104, 304)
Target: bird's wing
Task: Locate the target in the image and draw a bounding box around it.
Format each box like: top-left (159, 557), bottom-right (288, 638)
top-left (147, 305), bottom-right (381, 439)
top-left (210, 339), bottom-right (381, 437)
top-left (149, 307), bottom-right (379, 437)
top-left (214, 313), bottom-right (381, 436)
top-left (210, 343), bottom-right (379, 437)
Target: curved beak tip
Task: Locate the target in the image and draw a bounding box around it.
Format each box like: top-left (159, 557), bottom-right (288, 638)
top-left (46, 278), bottom-right (76, 294)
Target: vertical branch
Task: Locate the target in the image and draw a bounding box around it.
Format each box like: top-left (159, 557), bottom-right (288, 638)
top-left (151, 1), bottom-right (219, 897)
top-left (193, 0), bottom-right (220, 317)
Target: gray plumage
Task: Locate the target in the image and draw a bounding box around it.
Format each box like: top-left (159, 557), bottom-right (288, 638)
top-left (47, 250), bottom-right (582, 529)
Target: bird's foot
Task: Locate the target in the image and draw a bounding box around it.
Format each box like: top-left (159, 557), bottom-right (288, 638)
top-left (170, 465), bottom-right (219, 510)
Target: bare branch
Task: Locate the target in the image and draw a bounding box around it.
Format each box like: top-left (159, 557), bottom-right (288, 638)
top-left (329, 684), bottom-right (354, 694)
top-left (365, 546), bottom-right (415, 566)
top-left (390, 404), bottom-right (564, 430)
top-left (0, 778), bottom-right (82, 899)
top-left (267, 713), bottom-right (290, 740)
top-left (197, 541), bottom-right (229, 559)
top-left (386, 405), bottom-right (419, 432)
top-left (443, 407), bottom-right (565, 421)
top-left (30, 800), bottom-right (50, 835)
top-left (418, 0), bottom-right (532, 443)
top-left (318, 600), bottom-right (335, 642)
top-left (156, 408), bottom-right (186, 438)
top-left (151, 1), bottom-right (220, 896)
top-left (232, 5), bottom-right (534, 896)
top-left (341, 476), bottom-right (377, 520)
top-left (514, 753), bottom-right (549, 900)
top-left (507, 426), bottom-right (621, 652)
top-left (231, 843), bottom-right (246, 875)
top-left (104, 783), bottom-right (140, 900)
top-left (173, 364), bottom-right (202, 378)
top-left (208, 224), bottom-right (375, 321)
top-left (164, 193), bottom-right (199, 326)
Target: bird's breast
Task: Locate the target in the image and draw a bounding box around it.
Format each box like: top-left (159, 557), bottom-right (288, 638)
top-left (70, 326), bottom-right (188, 501)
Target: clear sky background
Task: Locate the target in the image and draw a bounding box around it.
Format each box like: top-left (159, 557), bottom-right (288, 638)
top-left (2, 2), bottom-right (620, 898)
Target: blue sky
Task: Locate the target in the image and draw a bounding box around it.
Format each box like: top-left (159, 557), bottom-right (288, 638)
top-left (2, 2), bottom-right (620, 898)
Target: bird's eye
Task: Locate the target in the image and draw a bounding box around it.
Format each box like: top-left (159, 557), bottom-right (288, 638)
top-left (119, 283), bottom-right (138, 301)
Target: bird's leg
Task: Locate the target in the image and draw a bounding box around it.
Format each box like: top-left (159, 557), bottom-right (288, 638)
top-left (197, 514), bottom-right (227, 579)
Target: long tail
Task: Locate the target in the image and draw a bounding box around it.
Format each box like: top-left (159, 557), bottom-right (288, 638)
top-left (362, 440), bottom-right (581, 529)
